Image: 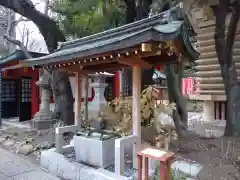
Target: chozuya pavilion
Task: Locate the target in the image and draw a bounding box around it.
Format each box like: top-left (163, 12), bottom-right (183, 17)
top-left (24, 6), bottom-right (199, 178)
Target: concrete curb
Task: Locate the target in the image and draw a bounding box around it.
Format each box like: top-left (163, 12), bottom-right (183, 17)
top-left (40, 148), bottom-right (131, 180)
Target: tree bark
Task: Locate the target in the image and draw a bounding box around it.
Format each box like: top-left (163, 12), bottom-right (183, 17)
top-left (165, 63), bottom-right (188, 138)
top-left (214, 0), bottom-right (240, 136)
top-left (51, 69), bottom-right (74, 125)
top-left (123, 0), bottom-right (136, 23)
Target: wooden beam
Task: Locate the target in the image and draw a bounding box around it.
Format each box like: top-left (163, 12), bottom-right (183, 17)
top-left (85, 63), bottom-right (127, 72)
top-left (118, 57), bottom-right (152, 69)
top-left (62, 59), bottom-right (118, 72)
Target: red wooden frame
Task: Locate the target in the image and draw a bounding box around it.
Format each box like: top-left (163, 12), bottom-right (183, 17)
top-left (2, 66), bottom-right (40, 119)
top-left (138, 148), bottom-right (175, 180)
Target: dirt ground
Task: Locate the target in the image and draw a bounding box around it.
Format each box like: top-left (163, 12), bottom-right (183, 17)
top-left (0, 123), bottom-right (56, 165)
top-left (170, 136), bottom-right (240, 180)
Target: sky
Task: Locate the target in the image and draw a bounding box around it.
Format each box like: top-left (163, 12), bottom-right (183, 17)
top-left (16, 0), bottom-right (48, 53)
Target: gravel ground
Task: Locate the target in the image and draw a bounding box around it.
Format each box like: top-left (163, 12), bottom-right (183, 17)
top-left (0, 114), bottom-right (238, 180)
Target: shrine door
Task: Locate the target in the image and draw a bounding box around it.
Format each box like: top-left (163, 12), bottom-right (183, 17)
top-left (19, 77), bottom-right (32, 122)
top-left (1, 79), bottom-right (18, 118)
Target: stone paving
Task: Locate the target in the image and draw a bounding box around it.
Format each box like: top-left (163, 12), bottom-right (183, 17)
top-left (0, 148), bottom-right (61, 180)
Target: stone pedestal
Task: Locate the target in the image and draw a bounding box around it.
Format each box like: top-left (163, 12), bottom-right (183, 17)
top-left (88, 72), bottom-right (113, 119)
top-left (203, 101), bottom-right (215, 121)
top-left (33, 73), bottom-right (54, 130)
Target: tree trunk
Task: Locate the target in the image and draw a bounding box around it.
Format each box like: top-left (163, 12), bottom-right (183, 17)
top-left (0, 0), bottom-right (74, 126)
top-left (51, 69), bottom-right (74, 125)
top-left (165, 63), bottom-right (188, 138)
top-left (214, 0), bottom-right (240, 136)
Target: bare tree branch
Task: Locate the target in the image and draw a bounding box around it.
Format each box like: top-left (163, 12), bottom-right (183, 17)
top-left (0, 0), bottom-right (65, 53)
top-left (13, 16), bottom-right (30, 25)
top-left (3, 34), bottom-right (32, 58)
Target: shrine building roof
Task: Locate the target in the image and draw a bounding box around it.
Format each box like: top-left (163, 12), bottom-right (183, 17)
top-left (24, 6), bottom-right (199, 71)
top-left (0, 49), bottom-right (47, 66)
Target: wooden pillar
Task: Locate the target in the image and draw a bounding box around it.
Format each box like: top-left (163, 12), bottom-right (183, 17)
top-left (75, 72), bottom-right (82, 127)
top-left (221, 102), bottom-right (225, 120)
top-left (132, 64), bottom-right (141, 168)
top-left (84, 75), bottom-right (89, 121)
top-left (119, 70), bottom-right (123, 96)
top-left (114, 71), bottom-right (120, 97)
top-left (215, 102), bottom-right (219, 119)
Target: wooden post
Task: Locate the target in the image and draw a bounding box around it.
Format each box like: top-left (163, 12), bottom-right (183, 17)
top-left (75, 72), bottom-right (82, 127)
top-left (132, 64), bottom-right (141, 168)
top-left (84, 75), bottom-right (89, 121)
top-left (114, 71), bottom-right (120, 97)
top-left (119, 70), bottom-right (123, 96)
top-left (221, 102), bottom-right (225, 120)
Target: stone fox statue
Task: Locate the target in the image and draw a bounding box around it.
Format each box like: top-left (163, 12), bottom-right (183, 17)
top-left (50, 69), bottom-right (74, 125)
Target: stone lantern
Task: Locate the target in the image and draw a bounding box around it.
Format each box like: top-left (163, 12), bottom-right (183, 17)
top-left (88, 72), bottom-right (114, 119)
top-left (33, 71), bottom-right (53, 130)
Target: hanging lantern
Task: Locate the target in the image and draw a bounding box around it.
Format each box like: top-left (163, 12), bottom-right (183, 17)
top-left (23, 66), bottom-right (28, 73)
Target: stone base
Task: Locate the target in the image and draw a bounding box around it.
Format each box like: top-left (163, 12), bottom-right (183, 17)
top-left (33, 111), bottom-right (55, 130)
top-left (40, 149), bottom-right (130, 180)
top-left (203, 101), bottom-right (215, 121)
top-left (74, 134), bottom-right (117, 168)
top-left (33, 119), bottom-right (56, 130)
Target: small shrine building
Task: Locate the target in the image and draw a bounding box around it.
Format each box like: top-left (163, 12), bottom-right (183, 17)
top-left (0, 50), bottom-right (47, 121)
top-left (23, 7), bottom-right (199, 155)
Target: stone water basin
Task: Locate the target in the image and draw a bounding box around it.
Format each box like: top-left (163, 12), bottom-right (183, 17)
top-left (74, 131), bottom-right (118, 168)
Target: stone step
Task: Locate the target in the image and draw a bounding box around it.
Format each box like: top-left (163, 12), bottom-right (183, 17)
top-left (197, 18), bottom-right (240, 34)
top-left (197, 29), bottom-right (240, 41)
top-left (196, 90), bottom-right (225, 95)
top-left (196, 77), bottom-right (223, 83)
top-left (197, 34), bottom-right (240, 47)
top-left (197, 25), bottom-right (215, 34)
top-left (199, 49), bottom-right (240, 59)
top-left (195, 64), bottom-right (220, 71)
top-left (195, 69), bottom-right (240, 77)
top-left (196, 57), bottom-right (218, 64)
top-left (197, 39), bottom-right (215, 47)
top-left (197, 18), bottom-right (239, 29)
top-left (198, 83), bottom-right (224, 90)
top-left (197, 41), bottom-right (240, 54)
top-left (198, 20), bottom-right (215, 28)
top-left (197, 45), bottom-right (215, 53)
top-left (197, 77), bottom-right (240, 84)
top-left (196, 62), bottom-right (240, 71)
top-left (196, 32), bottom-right (215, 41)
top-left (199, 51), bottom-right (217, 59)
top-left (196, 55), bottom-right (240, 65)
